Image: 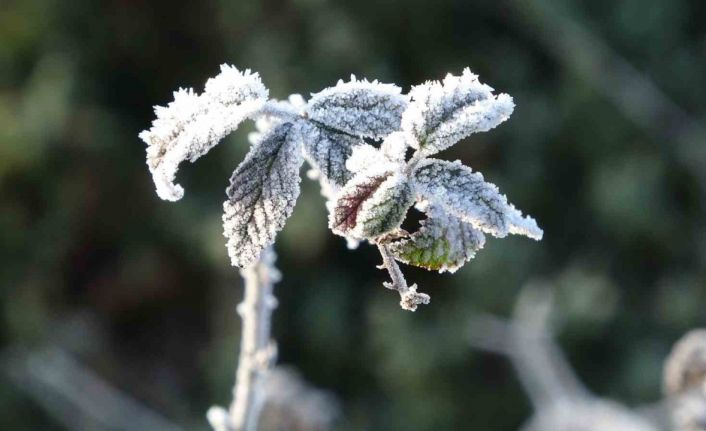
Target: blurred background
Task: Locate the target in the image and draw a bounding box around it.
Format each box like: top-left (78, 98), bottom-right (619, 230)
top-left (2, 0), bottom-right (706, 429)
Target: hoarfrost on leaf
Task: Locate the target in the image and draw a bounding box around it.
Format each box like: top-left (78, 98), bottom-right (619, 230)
top-left (328, 169), bottom-right (393, 238)
top-left (412, 159), bottom-right (543, 240)
top-left (388, 201), bottom-right (485, 273)
top-left (297, 120), bottom-right (361, 188)
top-left (307, 76), bottom-right (408, 139)
top-left (140, 65), bottom-right (268, 201)
top-left (353, 173), bottom-right (414, 239)
top-left (402, 68), bottom-right (514, 157)
top-left (380, 131), bottom-right (409, 164)
top-left (223, 122), bottom-right (304, 268)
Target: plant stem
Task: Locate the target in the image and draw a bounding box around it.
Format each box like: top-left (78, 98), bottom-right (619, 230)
top-left (377, 244), bottom-right (430, 311)
top-left (208, 248), bottom-right (280, 431)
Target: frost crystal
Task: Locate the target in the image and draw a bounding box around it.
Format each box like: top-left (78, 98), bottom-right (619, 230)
top-left (402, 68), bottom-right (514, 157)
top-left (412, 159), bottom-right (543, 240)
top-left (307, 76), bottom-right (408, 139)
top-left (140, 65), bottom-right (267, 201)
top-left (388, 201), bottom-right (485, 273)
top-left (223, 122), bottom-right (304, 267)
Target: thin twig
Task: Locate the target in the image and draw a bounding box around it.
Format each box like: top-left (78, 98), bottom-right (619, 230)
top-left (377, 243), bottom-right (430, 311)
top-left (208, 247), bottom-right (280, 431)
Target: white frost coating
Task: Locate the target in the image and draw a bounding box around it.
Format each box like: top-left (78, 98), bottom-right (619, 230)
top-left (345, 144), bottom-right (393, 175)
top-left (140, 65), bottom-right (268, 201)
top-left (402, 68), bottom-right (514, 156)
top-left (307, 75), bottom-right (408, 139)
top-left (380, 131), bottom-right (409, 163)
top-left (389, 201), bottom-right (485, 273)
top-left (412, 159), bottom-right (543, 240)
top-left (223, 123), bottom-right (304, 268)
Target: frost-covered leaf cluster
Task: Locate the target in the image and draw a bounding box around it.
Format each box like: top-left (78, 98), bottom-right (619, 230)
top-left (140, 64), bottom-right (542, 311)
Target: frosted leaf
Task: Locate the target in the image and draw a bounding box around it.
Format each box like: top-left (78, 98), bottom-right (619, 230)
top-left (402, 68), bottom-right (514, 157)
top-left (354, 173), bottom-right (414, 239)
top-left (307, 76), bottom-right (408, 139)
top-left (223, 122), bottom-right (304, 267)
top-left (388, 201), bottom-right (485, 273)
top-left (329, 168), bottom-right (413, 239)
top-left (297, 120), bottom-right (361, 188)
top-left (413, 159), bottom-right (543, 240)
top-left (204, 64), bottom-right (269, 106)
top-left (140, 65), bottom-right (268, 201)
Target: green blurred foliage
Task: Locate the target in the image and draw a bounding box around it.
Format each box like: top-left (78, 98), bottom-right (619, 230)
top-left (1, 0), bottom-right (705, 429)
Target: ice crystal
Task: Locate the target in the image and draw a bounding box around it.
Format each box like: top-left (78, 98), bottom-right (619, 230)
top-left (307, 76), bottom-right (408, 139)
top-left (140, 65), bottom-right (268, 201)
top-left (402, 68), bottom-right (514, 157)
top-left (412, 159), bottom-right (543, 240)
top-left (223, 122), bottom-right (303, 267)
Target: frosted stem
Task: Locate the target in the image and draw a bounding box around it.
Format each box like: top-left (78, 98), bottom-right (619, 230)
top-left (377, 244), bottom-right (430, 311)
top-left (207, 247), bottom-right (280, 431)
top-left (257, 100), bottom-right (302, 121)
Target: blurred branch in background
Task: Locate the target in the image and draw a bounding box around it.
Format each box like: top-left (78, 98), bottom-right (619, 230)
top-left (664, 329), bottom-right (706, 431)
top-left (511, 0), bottom-right (706, 192)
top-left (469, 285), bottom-right (666, 430)
top-left (2, 345), bottom-right (183, 431)
top-left (259, 366), bottom-right (339, 431)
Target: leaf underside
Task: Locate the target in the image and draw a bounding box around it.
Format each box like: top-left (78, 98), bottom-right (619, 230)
top-left (223, 122), bottom-right (304, 267)
top-left (330, 171), bottom-right (392, 236)
top-left (299, 121), bottom-right (360, 188)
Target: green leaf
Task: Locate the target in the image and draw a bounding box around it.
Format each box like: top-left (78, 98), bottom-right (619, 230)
top-left (329, 170), bottom-right (414, 239)
top-left (388, 202), bottom-right (485, 273)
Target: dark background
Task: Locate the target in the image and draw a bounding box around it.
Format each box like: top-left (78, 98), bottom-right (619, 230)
top-left (2, 0), bottom-right (706, 429)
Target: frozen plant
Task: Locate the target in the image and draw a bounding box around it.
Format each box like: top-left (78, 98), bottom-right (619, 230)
top-left (140, 65), bottom-right (541, 430)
